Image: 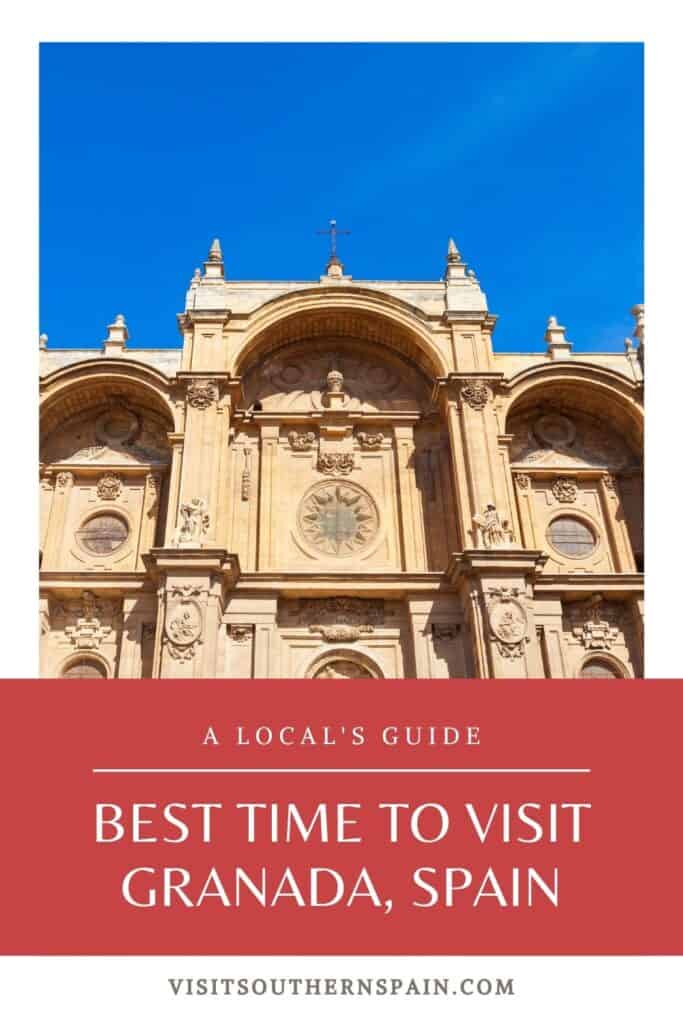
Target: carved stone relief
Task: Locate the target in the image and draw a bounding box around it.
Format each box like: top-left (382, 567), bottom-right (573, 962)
top-left (172, 497), bottom-right (210, 547)
top-left (42, 404), bottom-right (171, 466)
top-left (486, 587), bottom-right (529, 660)
top-left (551, 478), bottom-right (578, 503)
top-left (298, 482), bottom-right (379, 557)
top-left (164, 586), bottom-right (203, 662)
top-left (317, 452), bottom-right (355, 476)
top-left (460, 380), bottom-right (491, 411)
top-left (288, 430), bottom-right (317, 451)
top-left (509, 409), bottom-right (634, 472)
top-left (97, 473), bottom-right (123, 501)
top-left (564, 596), bottom-right (623, 651)
top-left (296, 597), bottom-right (384, 643)
top-left (186, 379), bottom-right (219, 410)
top-left (356, 431), bottom-right (385, 450)
top-left (472, 504), bottom-right (515, 548)
top-left (53, 591), bottom-right (122, 652)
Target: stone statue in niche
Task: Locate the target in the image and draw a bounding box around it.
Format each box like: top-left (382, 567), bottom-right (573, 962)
top-left (172, 497), bottom-right (210, 547)
top-left (472, 504), bottom-right (515, 548)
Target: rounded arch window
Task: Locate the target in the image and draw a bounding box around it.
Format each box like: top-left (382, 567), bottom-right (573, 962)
top-left (547, 516), bottom-right (596, 559)
top-left (579, 658), bottom-right (622, 679)
top-left (62, 658), bottom-right (107, 679)
top-left (305, 650), bottom-right (383, 679)
top-left (77, 513), bottom-right (128, 555)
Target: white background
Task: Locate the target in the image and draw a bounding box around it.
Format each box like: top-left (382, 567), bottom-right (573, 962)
top-left (0, 1), bottom-right (681, 1020)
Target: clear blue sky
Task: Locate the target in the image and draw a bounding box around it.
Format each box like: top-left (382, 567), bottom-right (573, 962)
top-left (40, 42), bottom-right (643, 353)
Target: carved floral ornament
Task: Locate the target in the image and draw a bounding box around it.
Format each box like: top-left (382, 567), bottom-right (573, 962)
top-left (317, 451), bottom-right (355, 476)
top-left (515, 474), bottom-right (531, 491)
top-left (57, 591), bottom-right (121, 651)
top-left (288, 430), bottom-right (317, 451)
top-left (186, 379), bottom-right (219, 410)
top-left (56, 471), bottom-right (74, 490)
top-left (460, 379), bottom-right (491, 411)
top-left (487, 587), bottom-right (529, 660)
top-left (551, 478), bottom-right (578, 503)
top-left (356, 431), bottom-right (385, 450)
top-left (96, 473), bottom-right (122, 501)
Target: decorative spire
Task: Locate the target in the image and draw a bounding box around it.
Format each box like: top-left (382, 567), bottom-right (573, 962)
top-left (103, 313), bottom-right (128, 355)
top-left (544, 315), bottom-right (572, 360)
top-left (208, 238), bottom-right (222, 262)
top-left (203, 237), bottom-right (225, 280)
top-left (447, 237), bottom-right (461, 264)
top-left (39, 332), bottom-right (48, 351)
top-left (631, 303), bottom-right (644, 368)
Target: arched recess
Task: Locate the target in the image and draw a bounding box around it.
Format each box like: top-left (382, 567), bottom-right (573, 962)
top-left (577, 652), bottom-right (630, 679)
top-left (40, 362), bottom-right (175, 570)
top-left (305, 649), bottom-right (384, 679)
top-left (232, 287), bottom-right (449, 383)
top-left (59, 652), bottom-right (110, 678)
top-left (503, 365), bottom-right (644, 574)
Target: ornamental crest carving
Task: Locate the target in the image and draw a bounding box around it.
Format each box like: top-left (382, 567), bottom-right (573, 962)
top-left (97, 473), bottom-right (122, 501)
top-left (288, 430), bottom-right (317, 451)
top-left (487, 587), bottom-right (528, 659)
top-left (186, 379), bottom-right (219, 410)
top-left (356, 431), bottom-right (385, 450)
top-left (566, 597), bottom-right (621, 651)
top-left (317, 451), bottom-right (355, 476)
top-left (165, 597), bottom-right (203, 662)
top-left (515, 474), bottom-right (531, 490)
top-left (460, 380), bottom-right (491, 411)
top-left (551, 478), bottom-right (578, 503)
top-left (298, 482), bottom-right (379, 557)
top-left (59, 591), bottom-right (120, 651)
top-left (298, 597), bottom-right (384, 643)
top-left (173, 497), bottom-right (210, 547)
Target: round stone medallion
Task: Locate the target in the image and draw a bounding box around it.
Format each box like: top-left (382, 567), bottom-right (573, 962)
top-left (298, 481), bottom-right (379, 557)
top-left (534, 413), bottom-right (576, 448)
top-left (489, 598), bottom-right (528, 646)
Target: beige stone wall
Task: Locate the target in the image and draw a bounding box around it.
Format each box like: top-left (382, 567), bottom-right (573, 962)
top-left (38, 255), bottom-right (644, 679)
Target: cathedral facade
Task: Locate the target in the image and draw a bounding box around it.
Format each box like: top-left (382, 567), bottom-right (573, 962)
top-left (39, 239), bottom-right (644, 679)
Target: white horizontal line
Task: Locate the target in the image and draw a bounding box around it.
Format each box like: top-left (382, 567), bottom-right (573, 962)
top-left (92, 767), bottom-right (591, 775)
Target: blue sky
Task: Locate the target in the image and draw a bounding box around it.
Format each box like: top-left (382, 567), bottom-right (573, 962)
top-left (40, 42), bottom-right (643, 353)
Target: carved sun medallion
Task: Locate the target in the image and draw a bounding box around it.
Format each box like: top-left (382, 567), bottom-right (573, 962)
top-left (298, 482), bottom-right (379, 557)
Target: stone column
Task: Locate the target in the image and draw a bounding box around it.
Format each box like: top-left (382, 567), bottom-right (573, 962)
top-left (257, 425), bottom-right (280, 570)
top-left (175, 374), bottom-right (232, 547)
top-left (164, 433), bottom-right (185, 546)
top-left (118, 595), bottom-right (144, 678)
top-left (598, 474), bottom-right (636, 573)
top-left (136, 472), bottom-right (163, 568)
top-left (440, 374), bottom-right (511, 550)
top-left (450, 551), bottom-right (547, 678)
top-left (39, 470), bottom-right (54, 559)
top-left (43, 470), bottom-right (74, 568)
top-left (147, 549), bottom-right (239, 679)
top-left (393, 424), bottom-right (428, 571)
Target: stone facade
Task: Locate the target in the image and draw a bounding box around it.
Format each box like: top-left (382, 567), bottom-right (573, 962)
top-left (39, 241), bottom-right (644, 678)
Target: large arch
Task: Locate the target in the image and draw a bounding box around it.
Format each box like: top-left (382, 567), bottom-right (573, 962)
top-left (231, 286), bottom-right (449, 382)
top-left (40, 358), bottom-right (177, 440)
top-left (503, 362), bottom-right (643, 452)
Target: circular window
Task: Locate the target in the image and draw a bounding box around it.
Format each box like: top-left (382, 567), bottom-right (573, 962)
top-left (547, 516), bottom-right (596, 558)
top-left (77, 514), bottom-right (129, 555)
top-left (579, 659), bottom-right (621, 679)
top-left (62, 658), bottom-right (107, 678)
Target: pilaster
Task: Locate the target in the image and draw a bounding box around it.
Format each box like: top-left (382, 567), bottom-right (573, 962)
top-left (449, 550), bottom-right (547, 678)
top-left (42, 470), bottom-right (74, 568)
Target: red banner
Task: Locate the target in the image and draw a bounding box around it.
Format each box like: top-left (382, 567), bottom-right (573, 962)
top-left (1, 679), bottom-right (681, 954)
